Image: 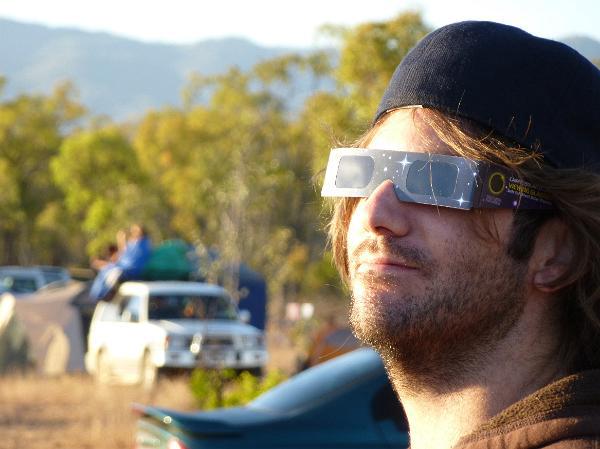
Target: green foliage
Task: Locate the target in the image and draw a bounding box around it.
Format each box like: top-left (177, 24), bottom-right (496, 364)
top-left (334, 11), bottom-right (430, 125)
top-left (301, 251), bottom-right (343, 294)
top-left (0, 82), bottom-right (84, 264)
top-left (189, 368), bottom-right (287, 410)
top-left (221, 370), bottom-right (287, 407)
top-left (135, 62), bottom-right (324, 297)
top-left (52, 125), bottom-right (157, 255)
top-left (0, 11), bottom-right (427, 296)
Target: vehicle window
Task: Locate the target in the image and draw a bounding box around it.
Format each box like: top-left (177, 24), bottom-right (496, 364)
top-left (121, 295), bottom-right (142, 322)
top-left (148, 294), bottom-right (237, 321)
top-left (0, 275), bottom-right (38, 293)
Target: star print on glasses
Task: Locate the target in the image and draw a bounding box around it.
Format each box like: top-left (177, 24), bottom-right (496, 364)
top-left (321, 148), bottom-right (552, 210)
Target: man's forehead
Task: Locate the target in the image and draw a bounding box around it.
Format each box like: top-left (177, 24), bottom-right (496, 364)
top-left (367, 108), bottom-right (452, 155)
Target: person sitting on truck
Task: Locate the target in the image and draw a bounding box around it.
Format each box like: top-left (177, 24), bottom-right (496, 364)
top-left (89, 224), bottom-right (152, 301)
top-left (90, 244), bottom-right (119, 271)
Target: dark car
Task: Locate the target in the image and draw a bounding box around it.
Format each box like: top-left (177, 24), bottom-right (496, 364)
top-left (133, 348), bottom-right (408, 449)
top-left (0, 265), bottom-right (71, 296)
top-left (0, 266), bottom-right (47, 295)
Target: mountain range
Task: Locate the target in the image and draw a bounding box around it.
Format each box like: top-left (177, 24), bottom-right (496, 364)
top-left (2, 18), bottom-right (599, 120)
top-left (1, 18), bottom-right (304, 119)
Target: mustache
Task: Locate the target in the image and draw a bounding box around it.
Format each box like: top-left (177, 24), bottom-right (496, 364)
top-left (349, 236), bottom-right (434, 273)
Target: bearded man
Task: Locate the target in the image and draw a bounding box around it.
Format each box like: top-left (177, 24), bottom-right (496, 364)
top-left (322, 21), bottom-right (600, 449)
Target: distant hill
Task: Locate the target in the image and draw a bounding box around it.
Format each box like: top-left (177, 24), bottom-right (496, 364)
top-left (1, 18), bottom-right (598, 119)
top-left (0, 18), bottom-right (314, 119)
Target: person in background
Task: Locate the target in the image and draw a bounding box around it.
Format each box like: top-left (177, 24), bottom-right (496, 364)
top-left (90, 244), bottom-right (119, 271)
top-left (89, 224), bottom-right (152, 300)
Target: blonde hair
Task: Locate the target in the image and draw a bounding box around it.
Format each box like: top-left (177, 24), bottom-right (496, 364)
top-left (328, 107), bottom-right (600, 370)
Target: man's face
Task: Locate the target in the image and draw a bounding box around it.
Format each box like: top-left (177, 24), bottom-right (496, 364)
top-left (346, 109), bottom-right (528, 384)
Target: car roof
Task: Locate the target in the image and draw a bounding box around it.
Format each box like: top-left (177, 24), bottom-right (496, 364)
top-left (119, 281), bottom-right (228, 296)
top-left (0, 266), bottom-right (46, 278)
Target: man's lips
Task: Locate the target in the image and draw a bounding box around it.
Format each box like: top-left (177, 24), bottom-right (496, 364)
top-left (355, 255), bottom-right (420, 273)
top-left (349, 238), bottom-right (431, 278)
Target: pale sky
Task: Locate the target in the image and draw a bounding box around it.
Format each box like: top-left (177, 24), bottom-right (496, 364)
top-left (1, 0), bottom-right (599, 47)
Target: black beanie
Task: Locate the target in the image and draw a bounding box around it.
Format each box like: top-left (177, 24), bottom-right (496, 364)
top-left (374, 21), bottom-right (600, 171)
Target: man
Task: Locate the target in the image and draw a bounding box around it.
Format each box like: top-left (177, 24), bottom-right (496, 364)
top-left (322, 21), bottom-right (600, 448)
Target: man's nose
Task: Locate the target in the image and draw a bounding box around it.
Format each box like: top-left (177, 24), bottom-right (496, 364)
top-left (360, 180), bottom-right (411, 237)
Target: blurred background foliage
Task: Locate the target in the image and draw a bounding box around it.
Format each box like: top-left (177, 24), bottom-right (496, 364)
top-left (0, 12), bottom-right (430, 302)
top-left (190, 368), bottom-right (288, 409)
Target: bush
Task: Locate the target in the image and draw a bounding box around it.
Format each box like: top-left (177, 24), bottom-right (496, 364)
top-left (189, 368), bottom-right (287, 410)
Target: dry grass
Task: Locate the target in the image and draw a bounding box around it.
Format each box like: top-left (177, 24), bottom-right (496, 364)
top-left (0, 374), bottom-right (195, 449)
top-left (0, 299), bottom-right (344, 449)
top-left (0, 333), bottom-right (304, 449)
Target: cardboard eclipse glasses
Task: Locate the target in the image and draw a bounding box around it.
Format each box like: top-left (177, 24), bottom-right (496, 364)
top-left (321, 148), bottom-right (552, 210)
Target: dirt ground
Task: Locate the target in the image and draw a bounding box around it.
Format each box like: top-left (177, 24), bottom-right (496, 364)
top-left (0, 374), bottom-right (198, 449)
top-left (0, 375), bottom-right (166, 448)
top-left (0, 328), bottom-right (305, 449)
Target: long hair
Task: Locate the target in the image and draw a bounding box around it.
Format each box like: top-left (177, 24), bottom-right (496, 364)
top-left (327, 107), bottom-right (600, 371)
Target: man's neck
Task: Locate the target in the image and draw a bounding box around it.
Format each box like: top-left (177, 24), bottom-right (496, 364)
top-left (386, 303), bottom-right (565, 449)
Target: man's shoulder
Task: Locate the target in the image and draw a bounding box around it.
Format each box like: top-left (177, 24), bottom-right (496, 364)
top-left (455, 370), bottom-right (600, 449)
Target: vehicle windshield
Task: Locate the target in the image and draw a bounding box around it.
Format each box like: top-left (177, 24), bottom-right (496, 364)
top-left (148, 294), bottom-right (238, 321)
top-left (0, 275), bottom-right (38, 294)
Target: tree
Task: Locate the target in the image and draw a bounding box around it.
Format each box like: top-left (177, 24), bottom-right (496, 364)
top-left (0, 11), bottom-right (432, 298)
top-left (0, 81), bottom-right (84, 264)
top-left (325, 11), bottom-right (430, 126)
top-left (51, 125), bottom-right (161, 256)
top-left (135, 54), bottom-right (338, 299)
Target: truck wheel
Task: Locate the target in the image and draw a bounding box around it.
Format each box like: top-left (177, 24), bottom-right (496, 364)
top-left (140, 351), bottom-right (157, 390)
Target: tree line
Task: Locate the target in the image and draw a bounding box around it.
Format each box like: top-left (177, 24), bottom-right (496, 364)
top-left (0, 12), bottom-right (431, 299)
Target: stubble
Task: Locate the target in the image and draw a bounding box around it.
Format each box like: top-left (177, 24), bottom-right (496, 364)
top-left (349, 235), bottom-right (527, 394)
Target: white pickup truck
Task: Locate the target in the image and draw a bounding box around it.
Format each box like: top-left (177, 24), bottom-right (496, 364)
top-left (85, 281), bottom-right (268, 386)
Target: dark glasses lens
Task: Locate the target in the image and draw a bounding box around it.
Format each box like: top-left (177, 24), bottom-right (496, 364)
top-left (406, 161), bottom-right (459, 197)
top-left (335, 155), bottom-right (375, 188)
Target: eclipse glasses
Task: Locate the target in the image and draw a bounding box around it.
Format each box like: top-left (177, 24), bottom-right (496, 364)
top-left (321, 148), bottom-right (552, 210)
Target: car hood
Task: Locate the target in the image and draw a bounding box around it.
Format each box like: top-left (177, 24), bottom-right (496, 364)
top-left (151, 319), bottom-right (261, 336)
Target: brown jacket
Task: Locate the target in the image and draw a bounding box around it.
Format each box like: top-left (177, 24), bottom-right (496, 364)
top-left (454, 371), bottom-right (600, 449)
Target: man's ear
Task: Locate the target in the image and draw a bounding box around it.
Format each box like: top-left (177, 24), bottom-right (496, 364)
top-left (529, 218), bottom-right (574, 293)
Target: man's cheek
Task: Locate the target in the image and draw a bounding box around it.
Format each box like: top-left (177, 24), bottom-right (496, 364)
top-left (346, 211), bottom-right (364, 255)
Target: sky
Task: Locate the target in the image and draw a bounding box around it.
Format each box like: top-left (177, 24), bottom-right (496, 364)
top-left (0, 0), bottom-right (599, 47)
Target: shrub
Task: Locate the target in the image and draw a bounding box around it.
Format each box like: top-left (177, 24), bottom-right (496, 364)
top-left (189, 369), bottom-right (287, 410)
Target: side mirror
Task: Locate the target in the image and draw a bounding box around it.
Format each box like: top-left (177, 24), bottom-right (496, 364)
top-left (238, 309), bottom-right (251, 324)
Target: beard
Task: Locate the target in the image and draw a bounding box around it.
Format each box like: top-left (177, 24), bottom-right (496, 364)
top-left (349, 235), bottom-right (527, 393)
